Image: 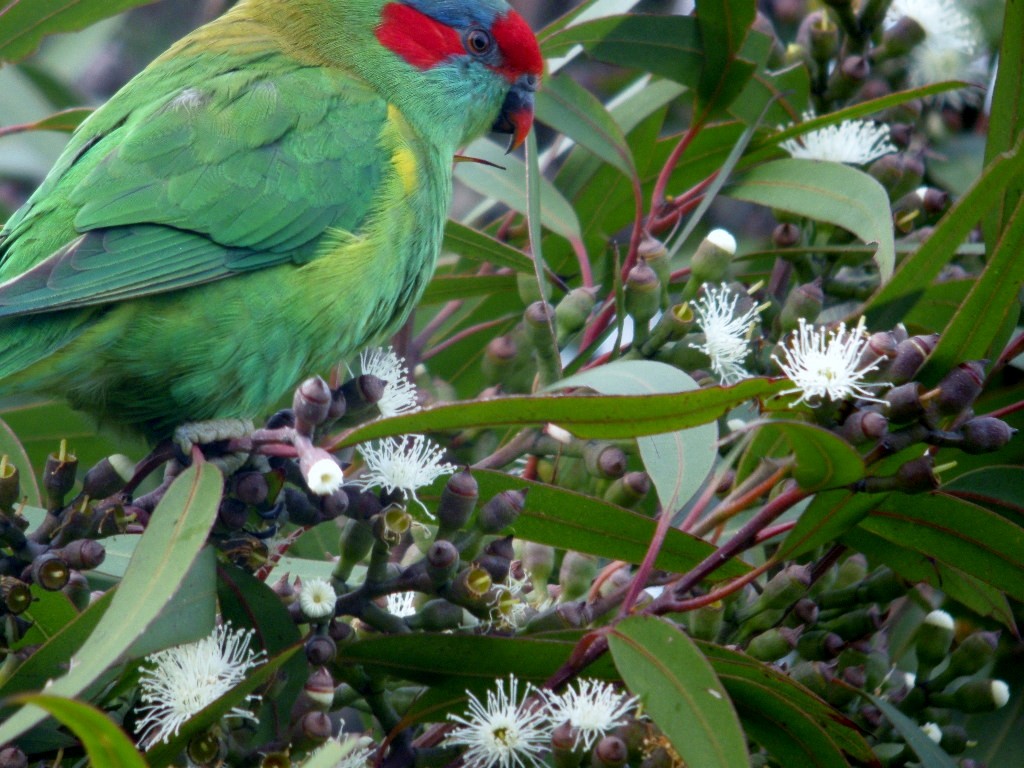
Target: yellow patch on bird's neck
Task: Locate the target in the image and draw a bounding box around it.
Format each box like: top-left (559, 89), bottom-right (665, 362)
top-left (386, 105), bottom-right (419, 196)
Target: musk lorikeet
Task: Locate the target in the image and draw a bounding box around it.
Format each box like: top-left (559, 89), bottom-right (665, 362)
top-left (0, 0), bottom-right (542, 442)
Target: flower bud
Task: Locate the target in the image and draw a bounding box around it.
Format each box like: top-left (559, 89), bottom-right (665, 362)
top-left (304, 666), bottom-right (336, 710)
top-left (293, 376), bottom-right (332, 436)
top-left (772, 221), bottom-right (802, 248)
top-left (740, 564), bottom-right (811, 619)
top-left (602, 472), bottom-right (651, 509)
top-left (944, 679), bottom-right (1011, 713)
top-left (789, 661), bottom-right (832, 699)
top-left (930, 631), bottom-right (999, 687)
top-left (583, 442), bottom-right (627, 480)
top-left (938, 724), bottom-right (969, 754)
top-left (0, 746), bottom-right (27, 768)
top-left (338, 518), bottom-right (375, 580)
top-left (62, 570), bottom-right (91, 611)
top-left (292, 710), bottom-right (333, 749)
top-left (883, 382), bottom-right (926, 423)
top-left (887, 334), bottom-right (938, 384)
top-left (624, 260), bottom-right (661, 333)
top-left (688, 601), bottom-right (725, 642)
top-left (81, 454), bottom-right (133, 500)
top-left (592, 735), bottom-right (628, 767)
top-left (305, 634), bottom-right (337, 666)
top-left (31, 553), bottom-right (70, 591)
top-left (482, 335), bottom-right (523, 387)
top-left (523, 601), bottom-right (590, 633)
top-left (555, 287), bottom-right (598, 339)
top-left (915, 610), bottom-right (955, 672)
top-left (778, 280), bottom-right (823, 332)
top-left (477, 490), bottom-right (525, 534)
top-left (559, 551), bottom-right (598, 602)
top-left (51, 539), bottom-right (105, 571)
top-left (405, 598), bottom-right (465, 631)
top-left (642, 303), bottom-right (694, 353)
top-left (747, 626), bottom-right (798, 661)
top-left (797, 630), bottom-right (845, 660)
top-left (639, 235), bottom-right (671, 305)
top-left (823, 605), bottom-right (883, 641)
top-left (233, 471), bottom-right (269, 506)
top-left (271, 573), bottom-right (297, 605)
top-left (522, 541), bottom-right (555, 593)
top-left (551, 722), bottom-right (582, 766)
top-left (0, 457), bottom-right (19, 513)
top-left (436, 469), bottom-right (478, 538)
top-left (808, 14), bottom-right (839, 64)
top-left (187, 728), bottom-right (224, 767)
top-left (425, 539), bottom-right (460, 584)
top-left (826, 55), bottom-right (869, 101)
top-left (217, 497), bottom-right (249, 530)
top-left (878, 15), bottom-right (925, 58)
top-left (474, 552), bottom-right (511, 584)
top-left (690, 229), bottom-right (736, 286)
top-left (840, 410), bottom-right (889, 444)
top-left (931, 360), bottom-right (986, 416)
top-left (793, 597), bottom-right (819, 625)
top-left (338, 374), bottom-right (387, 417)
top-left (960, 416), bottom-right (1016, 454)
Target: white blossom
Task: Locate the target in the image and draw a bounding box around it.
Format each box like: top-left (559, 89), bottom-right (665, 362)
top-left (772, 317), bottom-right (889, 405)
top-left (299, 577), bottom-right (337, 620)
top-left (386, 591), bottom-right (418, 618)
top-left (306, 456), bottom-right (345, 496)
top-left (922, 722), bottom-right (942, 744)
top-left (886, 0), bottom-right (988, 107)
top-left (359, 346), bottom-right (420, 418)
top-left (690, 283), bottom-right (763, 384)
top-left (545, 678), bottom-right (639, 751)
top-left (706, 228), bottom-right (737, 255)
top-left (991, 680), bottom-right (1010, 709)
top-left (356, 435), bottom-right (455, 516)
top-left (780, 112), bottom-right (896, 165)
top-left (445, 675), bottom-right (552, 768)
top-left (135, 624), bottom-right (266, 750)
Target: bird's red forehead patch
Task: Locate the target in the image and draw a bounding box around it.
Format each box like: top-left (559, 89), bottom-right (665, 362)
top-left (492, 11), bottom-right (543, 80)
top-left (377, 3), bottom-right (464, 70)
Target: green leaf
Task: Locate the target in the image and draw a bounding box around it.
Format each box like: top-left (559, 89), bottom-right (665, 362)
top-left (857, 493), bottom-right (1024, 602)
top-left (536, 73), bottom-right (636, 179)
top-left (728, 158), bottom-right (895, 280)
top-left (609, 616), bottom-right (749, 768)
top-left (695, 0), bottom-right (756, 113)
top-left (922, 185), bottom-right (1024, 383)
top-left (455, 138), bottom-right (581, 240)
top-left (474, 470), bottom-right (750, 578)
top-left (982, 0), bottom-right (1024, 245)
top-left (862, 693), bottom-right (958, 768)
top-left (743, 421), bottom-right (864, 491)
top-left (0, 463), bottom-right (222, 745)
top-left (0, 415), bottom-right (40, 507)
top-left (0, 107), bottom-right (92, 138)
top-left (944, 466), bottom-right (1024, 521)
top-left (541, 15), bottom-right (703, 87)
top-left (699, 643), bottom-right (876, 767)
top-left (329, 379), bottom-right (788, 448)
top-left (421, 274), bottom-right (518, 305)
top-left (0, 0), bottom-right (159, 63)
top-left (443, 220), bottom-right (534, 273)
top-left (11, 694), bottom-right (147, 768)
top-left (217, 563), bottom-right (305, 743)
top-left (556, 360), bottom-right (717, 511)
top-left (866, 135), bottom-right (1024, 335)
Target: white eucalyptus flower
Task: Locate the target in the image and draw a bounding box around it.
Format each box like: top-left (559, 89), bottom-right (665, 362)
top-left (359, 346), bottom-right (420, 418)
top-left (356, 435), bottom-right (455, 516)
top-left (545, 678), bottom-right (639, 751)
top-left (445, 675), bottom-right (551, 768)
top-left (386, 591), bottom-right (418, 618)
top-left (135, 624), bottom-right (266, 750)
top-left (780, 113), bottom-right (896, 165)
top-left (690, 283), bottom-right (763, 384)
top-left (772, 317), bottom-right (888, 405)
top-left (306, 456), bottom-right (345, 496)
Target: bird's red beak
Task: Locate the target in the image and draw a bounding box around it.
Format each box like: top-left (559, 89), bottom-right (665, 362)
top-left (493, 73), bottom-right (537, 153)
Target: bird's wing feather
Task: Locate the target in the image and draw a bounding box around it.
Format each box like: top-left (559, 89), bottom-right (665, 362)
top-left (0, 56), bottom-right (389, 317)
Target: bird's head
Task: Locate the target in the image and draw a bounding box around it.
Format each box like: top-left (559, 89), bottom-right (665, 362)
top-left (375, 0), bottom-right (543, 150)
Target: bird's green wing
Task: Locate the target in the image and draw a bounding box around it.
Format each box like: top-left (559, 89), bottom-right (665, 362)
top-left (0, 55), bottom-right (389, 317)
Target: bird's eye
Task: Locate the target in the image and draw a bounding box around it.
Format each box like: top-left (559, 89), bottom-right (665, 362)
top-left (465, 28), bottom-right (493, 55)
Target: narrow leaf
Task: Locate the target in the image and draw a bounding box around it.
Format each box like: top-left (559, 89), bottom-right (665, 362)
top-left (0, 107), bottom-right (92, 138)
top-left (727, 159), bottom-right (895, 280)
top-left (0, 0), bottom-right (159, 63)
top-left (11, 694), bottom-right (146, 768)
top-left (742, 421), bottom-right (864, 491)
top-left (863, 693), bottom-right (958, 768)
top-left (329, 379), bottom-right (789, 448)
top-left (474, 470), bottom-right (750, 578)
top-left (0, 415), bottom-right (40, 507)
top-left (443, 221), bottom-right (534, 273)
top-left (695, 0), bottom-right (757, 113)
top-left (610, 616), bottom-right (749, 768)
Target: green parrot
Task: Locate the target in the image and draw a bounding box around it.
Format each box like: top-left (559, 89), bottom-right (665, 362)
top-left (0, 0), bottom-right (542, 442)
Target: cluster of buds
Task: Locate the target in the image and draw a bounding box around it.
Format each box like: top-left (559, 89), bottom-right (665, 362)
top-left (703, 555), bottom-right (1011, 765)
